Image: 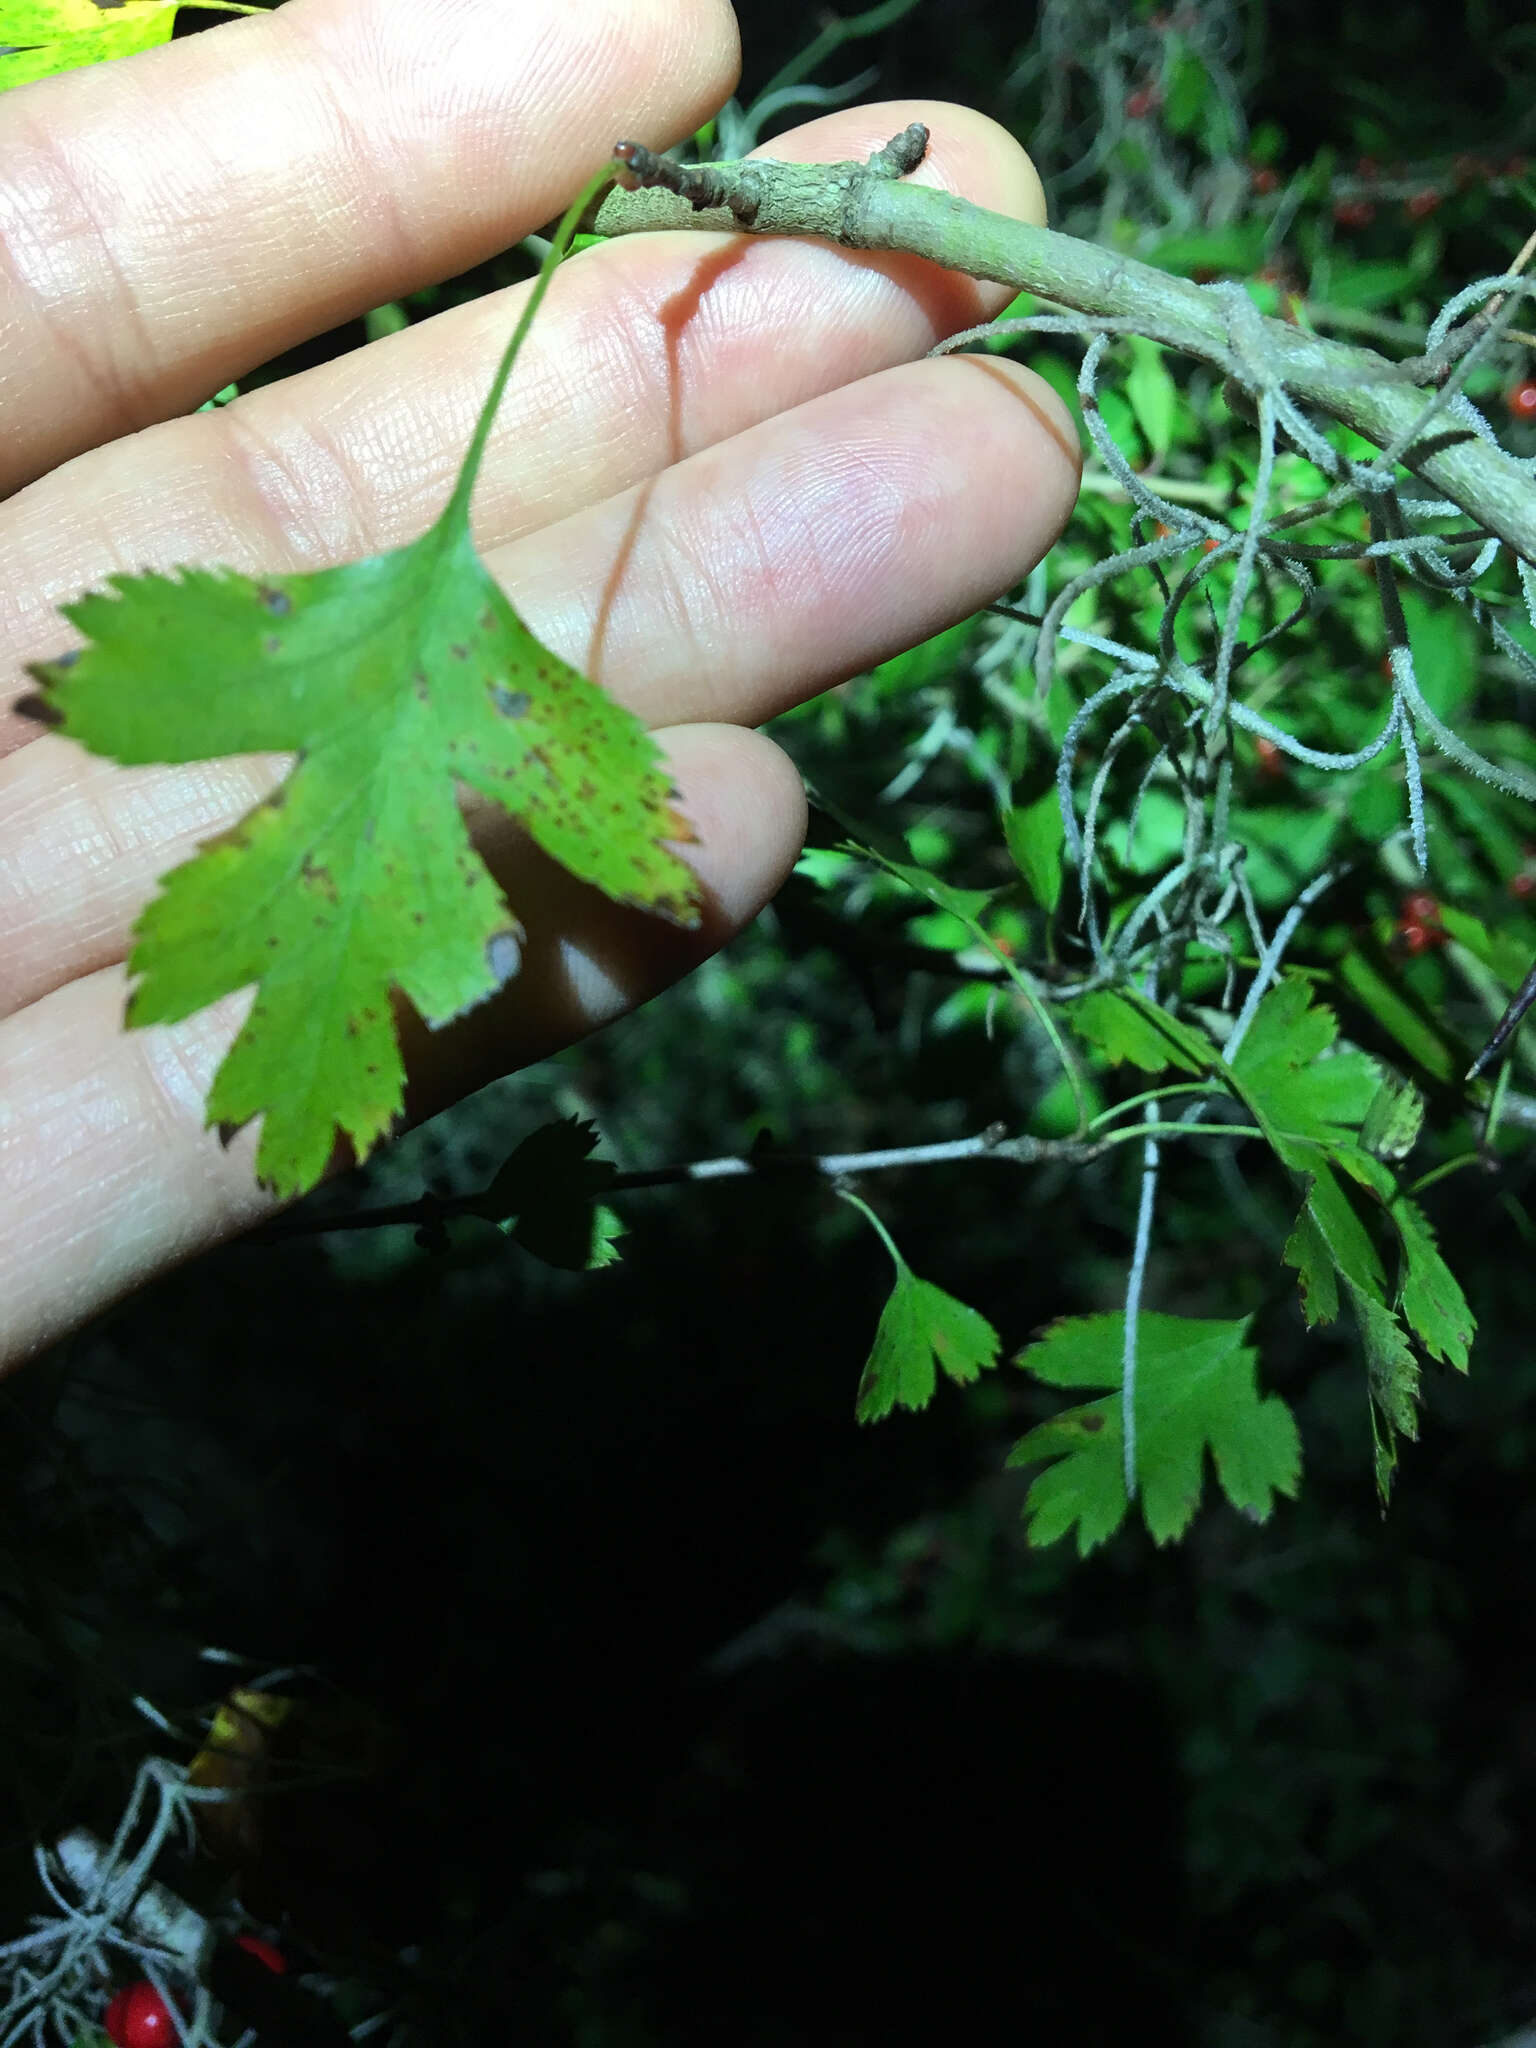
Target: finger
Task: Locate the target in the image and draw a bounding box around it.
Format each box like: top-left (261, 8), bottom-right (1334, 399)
top-left (0, 720), bottom-right (803, 1373)
top-left (0, 101), bottom-right (1044, 722)
top-left (0, 352), bottom-right (1078, 1017)
top-left (499, 352), bottom-right (1081, 732)
top-left (0, 0), bottom-right (740, 491)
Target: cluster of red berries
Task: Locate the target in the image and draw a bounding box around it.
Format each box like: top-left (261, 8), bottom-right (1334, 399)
top-left (1395, 891), bottom-right (1448, 957)
top-left (103, 1936), bottom-right (286, 2046)
top-left (1326, 151), bottom-right (1528, 231)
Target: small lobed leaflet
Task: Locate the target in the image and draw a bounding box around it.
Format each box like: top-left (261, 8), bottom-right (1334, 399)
top-left (20, 166), bottom-right (702, 1199)
top-left (842, 1192), bottom-right (1001, 1423)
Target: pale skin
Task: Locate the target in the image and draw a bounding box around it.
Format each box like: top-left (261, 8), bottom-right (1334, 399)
top-left (0, 0), bottom-right (1081, 1371)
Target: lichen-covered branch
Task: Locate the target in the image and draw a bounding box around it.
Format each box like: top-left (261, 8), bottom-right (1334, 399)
top-left (594, 126), bottom-right (1536, 566)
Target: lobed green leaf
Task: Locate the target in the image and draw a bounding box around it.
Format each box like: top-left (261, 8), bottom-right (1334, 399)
top-left (1009, 1313), bottom-right (1300, 1556)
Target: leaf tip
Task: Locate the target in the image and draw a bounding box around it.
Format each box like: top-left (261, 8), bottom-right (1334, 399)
top-left (12, 689), bottom-right (63, 728)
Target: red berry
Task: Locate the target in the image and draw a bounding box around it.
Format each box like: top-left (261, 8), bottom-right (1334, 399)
top-left (1405, 188), bottom-right (1442, 219)
top-left (1254, 736), bottom-right (1286, 778)
top-left (1399, 921), bottom-right (1437, 956)
top-left (1507, 380), bottom-right (1536, 422)
top-left (1510, 872), bottom-right (1536, 900)
top-left (104, 1982), bottom-right (180, 2048)
top-left (1251, 165), bottom-right (1279, 195)
top-left (1401, 891), bottom-right (1442, 925)
top-left (1333, 198), bottom-right (1376, 229)
top-left (235, 1933), bottom-right (287, 1975)
top-left (1125, 84), bottom-right (1160, 119)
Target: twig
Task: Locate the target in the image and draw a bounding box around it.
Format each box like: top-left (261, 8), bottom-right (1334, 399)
top-left (246, 1110), bottom-right (1267, 1245)
top-left (595, 128), bottom-right (1536, 565)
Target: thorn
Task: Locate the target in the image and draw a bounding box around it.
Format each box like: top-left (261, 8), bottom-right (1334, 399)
top-left (1466, 958), bottom-right (1536, 1080)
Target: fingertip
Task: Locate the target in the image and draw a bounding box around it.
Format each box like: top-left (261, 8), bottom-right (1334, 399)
top-left (657, 722), bottom-right (808, 927)
top-left (953, 354), bottom-right (1084, 500)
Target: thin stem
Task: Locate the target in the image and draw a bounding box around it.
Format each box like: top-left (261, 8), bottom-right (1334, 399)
top-left (1122, 1100), bottom-right (1162, 1507)
top-left (247, 1117), bottom-right (1263, 1244)
top-left (1483, 1050), bottom-right (1516, 1148)
top-left (755, 0), bottom-right (924, 103)
top-left (837, 1188), bottom-right (906, 1272)
top-left (436, 166), bottom-right (614, 536)
top-left (1408, 1153), bottom-right (1482, 1197)
top-left (1100, 1122), bottom-right (1262, 1145)
top-left (1089, 1083), bottom-right (1229, 1131)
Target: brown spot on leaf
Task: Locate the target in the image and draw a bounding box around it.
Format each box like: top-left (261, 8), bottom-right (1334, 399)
top-left (1079, 1413), bottom-right (1105, 1433)
top-left (264, 635), bottom-right (283, 655)
top-left (256, 584), bottom-right (292, 617)
top-left (491, 685), bottom-right (530, 719)
top-left (450, 644), bottom-right (468, 659)
top-left (300, 855), bottom-right (338, 899)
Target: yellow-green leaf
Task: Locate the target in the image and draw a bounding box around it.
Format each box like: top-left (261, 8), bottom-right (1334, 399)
top-left (0, 2), bottom-right (183, 90)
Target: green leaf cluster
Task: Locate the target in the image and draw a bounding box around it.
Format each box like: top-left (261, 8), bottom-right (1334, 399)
top-left (1088, 976), bottom-right (1476, 1509)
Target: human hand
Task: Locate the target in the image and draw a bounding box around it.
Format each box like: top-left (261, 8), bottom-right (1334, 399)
top-left (0, 0), bottom-right (1080, 1369)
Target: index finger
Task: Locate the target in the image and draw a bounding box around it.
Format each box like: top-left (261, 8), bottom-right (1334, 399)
top-left (0, 0), bottom-right (740, 493)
